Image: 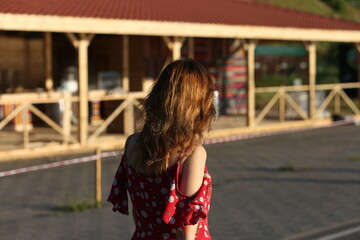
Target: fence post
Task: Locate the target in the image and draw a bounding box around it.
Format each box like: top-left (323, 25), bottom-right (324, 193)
top-left (62, 91), bottom-right (72, 144)
top-left (124, 98), bottom-right (135, 135)
top-left (306, 42), bottom-right (317, 120)
top-left (246, 40), bottom-right (257, 128)
top-left (356, 43), bottom-right (360, 108)
top-left (334, 92), bottom-right (341, 114)
top-left (22, 104), bottom-right (29, 149)
top-left (279, 88), bottom-right (285, 123)
top-left (78, 37), bottom-right (90, 145)
top-left (95, 148), bottom-right (102, 208)
top-left (122, 35), bottom-right (129, 93)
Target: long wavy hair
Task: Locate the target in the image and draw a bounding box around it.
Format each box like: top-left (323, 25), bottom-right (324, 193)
top-left (138, 59), bottom-right (215, 175)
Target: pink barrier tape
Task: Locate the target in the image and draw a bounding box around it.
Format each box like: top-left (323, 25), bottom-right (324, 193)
top-left (0, 151), bottom-right (117, 178)
top-left (0, 119), bottom-right (356, 178)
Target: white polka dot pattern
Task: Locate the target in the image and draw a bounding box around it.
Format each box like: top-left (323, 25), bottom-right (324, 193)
top-left (107, 152), bottom-right (212, 239)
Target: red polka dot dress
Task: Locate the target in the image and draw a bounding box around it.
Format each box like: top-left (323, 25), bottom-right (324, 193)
top-left (108, 151), bottom-right (212, 239)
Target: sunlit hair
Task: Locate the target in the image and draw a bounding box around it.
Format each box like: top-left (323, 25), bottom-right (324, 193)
top-left (138, 58), bottom-right (215, 175)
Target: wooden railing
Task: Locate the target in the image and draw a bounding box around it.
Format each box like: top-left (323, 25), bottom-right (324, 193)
top-left (254, 82), bottom-right (360, 125)
top-left (0, 91), bottom-right (146, 155)
top-left (0, 91), bottom-right (78, 148)
top-left (87, 91), bottom-right (145, 142)
top-left (0, 83), bottom-right (359, 159)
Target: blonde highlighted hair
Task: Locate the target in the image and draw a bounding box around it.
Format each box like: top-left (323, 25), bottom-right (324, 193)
top-left (138, 59), bottom-right (215, 175)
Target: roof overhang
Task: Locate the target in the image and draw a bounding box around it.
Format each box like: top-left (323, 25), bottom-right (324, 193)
top-left (1, 13), bottom-right (360, 43)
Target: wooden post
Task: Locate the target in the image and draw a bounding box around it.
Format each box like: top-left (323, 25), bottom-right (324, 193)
top-left (78, 35), bottom-right (90, 145)
top-left (44, 32), bottom-right (53, 91)
top-left (124, 98), bottom-right (135, 135)
top-left (22, 105), bottom-right (29, 149)
top-left (188, 37), bottom-right (194, 59)
top-left (334, 92), bottom-right (341, 114)
top-left (279, 89), bottom-right (285, 122)
top-left (306, 42), bottom-right (317, 120)
top-left (356, 43), bottom-right (360, 108)
top-left (95, 148), bottom-right (102, 208)
top-left (122, 35), bottom-right (132, 135)
top-left (162, 36), bottom-right (184, 61)
top-left (246, 40), bottom-right (256, 128)
top-left (172, 37), bottom-right (183, 60)
top-left (65, 33), bottom-right (94, 145)
top-left (122, 35), bottom-right (129, 92)
top-left (62, 91), bottom-right (72, 144)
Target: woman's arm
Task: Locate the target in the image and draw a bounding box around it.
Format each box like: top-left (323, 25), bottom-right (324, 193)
top-left (178, 145), bottom-right (207, 240)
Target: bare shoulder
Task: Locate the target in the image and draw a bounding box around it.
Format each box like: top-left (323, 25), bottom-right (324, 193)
top-left (180, 145), bottom-right (207, 196)
top-left (187, 145), bottom-right (207, 165)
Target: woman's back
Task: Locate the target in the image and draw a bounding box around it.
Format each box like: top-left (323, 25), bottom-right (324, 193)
top-left (108, 134), bottom-right (213, 240)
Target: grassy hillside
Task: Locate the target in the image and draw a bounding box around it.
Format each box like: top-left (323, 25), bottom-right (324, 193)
top-left (257, 0), bottom-right (360, 23)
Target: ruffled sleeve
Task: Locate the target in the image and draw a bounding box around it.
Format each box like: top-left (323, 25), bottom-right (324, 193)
top-left (107, 155), bottom-right (129, 215)
top-left (162, 167), bottom-right (212, 229)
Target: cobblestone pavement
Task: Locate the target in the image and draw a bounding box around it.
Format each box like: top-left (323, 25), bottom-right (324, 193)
top-left (1, 125), bottom-right (360, 240)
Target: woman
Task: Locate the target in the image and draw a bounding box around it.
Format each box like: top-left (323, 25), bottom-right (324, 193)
top-left (108, 59), bottom-right (215, 240)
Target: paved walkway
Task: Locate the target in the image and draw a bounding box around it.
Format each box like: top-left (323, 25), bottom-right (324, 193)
top-left (1, 125), bottom-right (360, 240)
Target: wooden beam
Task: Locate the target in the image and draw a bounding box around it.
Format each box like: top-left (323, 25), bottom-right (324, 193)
top-left (162, 36), bottom-right (173, 50)
top-left (124, 98), bottom-right (135, 135)
top-left (172, 37), bottom-right (183, 60)
top-left (161, 36), bottom-right (184, 61)
top-left (0, 104), bottom-right (25, 130)
top-left (279, 90), bottom-right (285, 123)
top-left (122, 35), bottom-right (129, 92)
top-left (316, 88), bottom-right (337, 117)
top-left (62, 91), bottom-right (72, 144)
top-left (0, 137), bottom-right (127, 162)
top-left (44, 32), bottom-right (53, 91)
top-left (78, 36), bottom-right (90, 145)
top-left (355, 43), bottom-right (360, 52)
top-left (338, 89), bottom-right (360, 114)
top-left (27, 104), bottom-right (78, 143)
top-left (88, 99), bottom-right (130, 141)
top-left (65, 33), bottom-right (95, 145)
top-left (87, 34), bottom-right (95, 42)
top-left (315, 82), bottom-right (360, 90)
top-left (122, 35), bottom-right (132, 136)
top-left (65, 32), bottom-right (79, 48)
top-left (334, 92), bottom-right (341, 114)
top-left (284, 92), bottom-right (309, 120)
top-left (0, 91), bottom-right (146, 104)
top-left (255, 92), bottom-right (280, 125)
top-left (356, 43), bottom-right (360, 108)
top-left (22, 105), bottom-right (29, 149)
top-left (246, 40), bottom-right (256, 127)
top-left (256, 85), bottom-right (309, 93)
top-left (306, 42), bottom-right (317, 120)
top-left (255, 82), bottom-right (360, 93)
top-left (2, 14), bottom-right (360, 42)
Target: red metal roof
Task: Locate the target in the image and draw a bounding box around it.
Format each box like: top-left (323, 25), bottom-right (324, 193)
top-left (1, 0), bottom-right (360, 31)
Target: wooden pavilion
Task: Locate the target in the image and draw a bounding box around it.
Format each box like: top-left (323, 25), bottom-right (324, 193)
top-left (0, 0), bottom-right (360, 160)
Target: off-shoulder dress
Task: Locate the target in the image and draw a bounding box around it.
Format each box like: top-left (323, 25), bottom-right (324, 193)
top-left (108, 148), bottom-right (212, 240)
